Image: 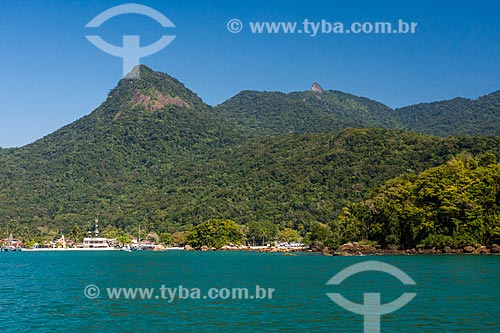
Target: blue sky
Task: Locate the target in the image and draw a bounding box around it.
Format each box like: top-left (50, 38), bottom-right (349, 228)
top-left (0, 0), bottom-right (499, 147)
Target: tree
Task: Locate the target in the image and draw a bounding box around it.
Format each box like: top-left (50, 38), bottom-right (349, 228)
top-left (146, 231), bottom-right (159, 244)
top-left (116, 235), bottom-right (132, 247)
top-left (68, 224), bottom-right (85, 242)
top-left (303, 222), bottom-right (333, 247)
top-left (187, 219), bottom-right (243, 248)
top-left (277, 228), bottom-right (300, 243)
top-left (247, 221), bottom-right (278, 245)
top-left (171, 231), bottom-right (186, 246)
top-left (159, 232), bottom-right (172, 246)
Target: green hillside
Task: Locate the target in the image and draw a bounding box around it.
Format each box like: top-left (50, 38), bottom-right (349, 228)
top-left (0, 66), bottom-right (499, 246)
top-left (0, 66), bottom-right (240, 238)
top-left (332, 154), bottom-right (500, 248)
top-left (396, 91), bottom-right (500, 136)
top-left (217, 87), bottom-right (500, 137)
top-left (215, 89), bottom-right (399, 135)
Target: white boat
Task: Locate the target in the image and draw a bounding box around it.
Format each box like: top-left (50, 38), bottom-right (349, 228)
top-left (82, 220), bottom-right (113, 249)
top-left (83, 237), bottom-right (112, 249)
top-left (120, 245), bottom-right (132, 252)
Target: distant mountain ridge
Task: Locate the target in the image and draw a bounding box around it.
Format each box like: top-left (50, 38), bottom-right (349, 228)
top-left (395, 90), bottom-right (500, 136)
top-left (215, 89), bottom-right (400, 136)
top-left (215, 86), bottom-right (500, 137)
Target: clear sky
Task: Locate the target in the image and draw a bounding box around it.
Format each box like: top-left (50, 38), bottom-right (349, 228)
top-left (0, 0), bottom-right (499, 147)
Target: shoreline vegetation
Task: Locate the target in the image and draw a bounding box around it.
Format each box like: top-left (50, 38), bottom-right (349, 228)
top-left (17, 242), bottom-right (500, 256)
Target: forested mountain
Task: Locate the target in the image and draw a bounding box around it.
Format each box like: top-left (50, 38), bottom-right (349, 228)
top-left (0, 66), bottom-right (499, 244)
top-left (0, 66), bottom-right (240, 237)
top-left (216, 86), bottom-right (500, 137)
top-left (214, 89), bottom-right (399, 135)
top-left (395, 91), bottom-right (500, 136)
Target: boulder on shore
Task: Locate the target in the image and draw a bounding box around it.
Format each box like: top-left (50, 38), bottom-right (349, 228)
top-left (474, 246), bottom-right (490, 254)
top-left (463, 246), bottom-right (476, 253)
top-left (491, 244), bottom-right (500, 253)
top-left (335, 242), bottom-right (377, 255)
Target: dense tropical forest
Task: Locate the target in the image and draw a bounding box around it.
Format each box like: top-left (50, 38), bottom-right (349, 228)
top-left (326, 154), bottom-right (500, 249)
top-left (0, 66), bottom-right (499, 249)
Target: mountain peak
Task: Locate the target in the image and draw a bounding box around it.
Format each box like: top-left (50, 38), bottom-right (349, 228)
top-left (124, 64), bottom-right (154, 79)
top-left (311, 82), bottom-right (324, 94)
top-left (105, 66), bottom-right (207, 118)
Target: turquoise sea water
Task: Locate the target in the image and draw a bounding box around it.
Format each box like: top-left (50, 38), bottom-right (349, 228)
top-left (0, 252), bottom-right (499, 332)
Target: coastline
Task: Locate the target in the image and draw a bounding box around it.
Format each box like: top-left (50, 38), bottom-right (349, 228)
top-left (14, 243), bottom-right (500, 256)
top-left (322, 242), bottom-right (500, 256)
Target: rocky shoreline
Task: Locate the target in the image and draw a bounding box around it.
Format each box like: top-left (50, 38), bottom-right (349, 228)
top-left (183, 242), bottom-right (500, 256)
top-left (321, 242), bottom-right (500, 256)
